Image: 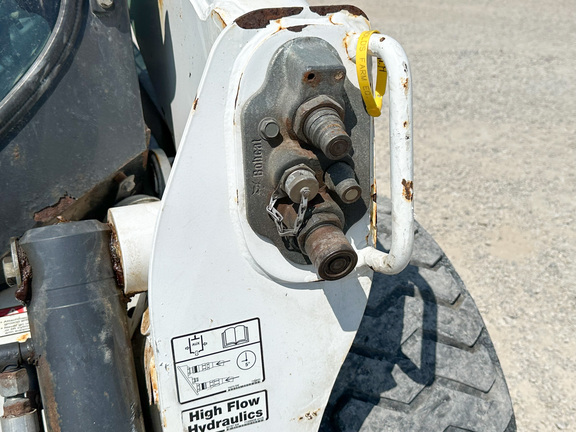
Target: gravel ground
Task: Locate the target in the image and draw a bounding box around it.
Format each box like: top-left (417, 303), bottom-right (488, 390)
top-left (312, 0), bottom-right (576, 430)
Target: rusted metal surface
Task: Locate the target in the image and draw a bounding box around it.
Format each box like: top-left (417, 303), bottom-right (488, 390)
top-left (36, 356), bottom-right (61, 432)
top-left (108, 225), bottom-right (125, 288)
top-left (212, 10), bottom-right (226, 28)
top-left (19, 339), bottom-right (36, 366)
top-left (15, 246), bottom-right (31, 303)
top-left (235, 7), bottom-right (303, 29)
top-left (401, 77), bottom-right (409, 95)
top-left (140, 308), bottom-right (150, 336)
top-left (302, 222), bottom-right (357, 281)
top-left (144, 340), bottom-right (159, 405)
top-left (368, 179), bottom-right (378, 246)
top-left (33, 196), bottom-right (76, 223)
top-left (402, 179), bottom-right (414, 201)
top-left (309, 5), bottom-right (367, 19)
top-left (302, 70), bottom-right (320, 87)
top-left (15, 333), bottom-right (30, 343)
top-left (298, 408), bottom-right (321, 421)
top-left (2, 397), bottom-right (33, 417)
top-left (286, 24), bottom-right (307, 32)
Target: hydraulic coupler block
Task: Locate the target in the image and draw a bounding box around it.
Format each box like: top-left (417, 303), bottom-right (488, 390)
top-left (241, 37), bottom-right (371, 277)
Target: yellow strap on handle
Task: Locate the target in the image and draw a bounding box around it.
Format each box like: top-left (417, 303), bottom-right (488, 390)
top-left (356, 30), bottom-right (387, 117)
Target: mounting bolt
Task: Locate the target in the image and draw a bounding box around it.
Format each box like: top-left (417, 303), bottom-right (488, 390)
top-left (2, 257), bottom-right (17, 287)
top-left (0, 368), bottom-right (29, 398)
top-left (3, 238), bottom-right (21, 288)
top-left (259, 118), bottom-right (280, 140)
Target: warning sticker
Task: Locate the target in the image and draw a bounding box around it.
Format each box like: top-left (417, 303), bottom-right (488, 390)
top-left (183, 390), bottom-right (268, 432)
top-left (0, 306), bottom-right (30, 344)
top-left (172, 318), bottom-right (264, 403)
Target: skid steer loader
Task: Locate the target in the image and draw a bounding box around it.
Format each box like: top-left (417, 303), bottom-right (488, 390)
top-left (0, 0), bottom-right (515, 430)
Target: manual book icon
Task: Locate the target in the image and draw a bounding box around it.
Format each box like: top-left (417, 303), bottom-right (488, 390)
top-left (222, 325), bottom-right (249, 348)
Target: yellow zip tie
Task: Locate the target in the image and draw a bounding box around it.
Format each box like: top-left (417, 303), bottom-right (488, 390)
top-left (356, 30), bottom-right (387, 117)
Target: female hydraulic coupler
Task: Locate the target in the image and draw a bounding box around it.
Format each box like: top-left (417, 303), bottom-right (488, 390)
top-left (278, 191), bottom-right (358, 280)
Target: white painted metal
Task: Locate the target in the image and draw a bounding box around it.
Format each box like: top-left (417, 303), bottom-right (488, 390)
top-left (132, 0), bottom-right (308, 149)
top-left (107, 201), bottom-right (162, 295)
top-left (148, 10), bottom-right (376, 432)
top-left (349, 33), bottom-right (415, 275)
top-left (146, 3), bottom-right (414, 432)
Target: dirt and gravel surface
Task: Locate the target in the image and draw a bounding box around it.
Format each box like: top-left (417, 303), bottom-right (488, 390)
top-left (313, 0), bottom-right (576, 430)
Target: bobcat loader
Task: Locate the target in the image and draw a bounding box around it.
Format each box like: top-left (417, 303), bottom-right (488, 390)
top-left (0, 0), bottom-right (515, 430)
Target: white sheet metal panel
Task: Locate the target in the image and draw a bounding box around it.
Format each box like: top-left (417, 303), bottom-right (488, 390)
top-left (149, 9), bottom-right (375, 432)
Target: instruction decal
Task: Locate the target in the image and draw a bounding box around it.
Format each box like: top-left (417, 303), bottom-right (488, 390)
top-left (172, 318), bottom-right (264, 403)
top-left (0, 306), bottom-right (30, 344)
top-left (182, 390), bottom-right (268, 431)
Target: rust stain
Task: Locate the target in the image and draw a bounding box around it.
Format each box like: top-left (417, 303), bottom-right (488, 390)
top-left (370, 179), bottom-right (377, 246)
top-left (234, 73), bottom-right (243, 110)
top-left (157, 0), bottom-right (163, 11)
top-left (12, 145), bottom-right (20, 160)
top-left (141, 308), bottom-right (150, 335)
top-left (3, 397), bottom-right (33, 416)
top-left (145, 341), bottom-right (159, 405)
top-left (16, 332), bottom-right (31, 342)
top-left (302, 70), bottom-right (321, 87)
top-left (402, 179), bottom-right (414, 201)
top-left (235, 7), bottom-right (303, 29)
top-left (142, 148), bottom-right (149, 169)
top-left (379, 36), bottom-right (386, 42)
top-left (287, 24), bottom-right (307, 32)
top-left (33, 195), bottom-right (76, 223)
top-left (403, 120), bottom-right (409, 128)
top-left (193, 97), bottom-right (198, 110)
top-left (343, 34), bottom-right (351, 58)
top-left (401, 77), bottom-right (409, 95)
top-left (15, 245), bottom-right (32, 303)
top-left (309, 5), bottom-right (368, 18)
top-left (108, 224), bottom-right (124, 288)
top-left (37, 356), bottom-right (61, 432)
top-left (212, 10), bottom-right (226, 28)
top-left (298, 408), bottom-right (321, 421)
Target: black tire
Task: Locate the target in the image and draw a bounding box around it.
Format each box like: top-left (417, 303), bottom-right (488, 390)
top-left (320, 201), bottom-right (516, 432)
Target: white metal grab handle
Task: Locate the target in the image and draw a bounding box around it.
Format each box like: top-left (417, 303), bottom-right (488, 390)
top-left (352, 32), bottom-right (415, 275)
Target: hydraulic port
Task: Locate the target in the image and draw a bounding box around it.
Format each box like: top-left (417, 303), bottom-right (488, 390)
top-left (325, 162), bottom-right (362, 204)
top-left (281, 165), bottom-right (319, 203)
top-left (278, 192), bottom-right (358, 280)
top-left (303, 107), bottom-right (351, 160)
top-left (293, 96), bottom-right (352, 160)
top-left (299, 213), bottom-right (357, 281)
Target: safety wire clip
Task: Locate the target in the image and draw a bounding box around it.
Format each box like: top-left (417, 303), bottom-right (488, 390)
top-left (266, 187), bottom-right (310, 237)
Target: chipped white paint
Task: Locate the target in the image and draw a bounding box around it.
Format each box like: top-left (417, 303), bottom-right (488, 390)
top-left (350, 32), bottom-right (415, 275)
top-left (107, 201), bottom-right (161, 295)
top-left (142, 2), bottom-right (415, 431)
